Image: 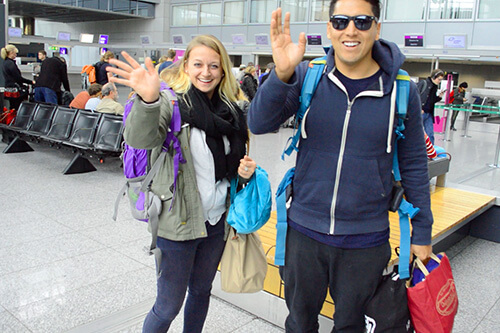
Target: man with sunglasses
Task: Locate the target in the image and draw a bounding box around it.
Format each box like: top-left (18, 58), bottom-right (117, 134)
top-left (248, 0), bottom-right (433, 332)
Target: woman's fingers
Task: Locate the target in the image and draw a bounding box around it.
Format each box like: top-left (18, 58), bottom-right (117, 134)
top-left (108, 57), bottom-right (134, 73)
top-left (144, 57), bottom-right (157, 75)
top-left (106, 66), bottom-right (131, 80)
top-left (120, 51), bottom-right (142, 69)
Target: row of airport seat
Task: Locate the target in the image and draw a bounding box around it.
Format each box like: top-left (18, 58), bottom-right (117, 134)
top-left (0, 102), bottom-right (124, 174)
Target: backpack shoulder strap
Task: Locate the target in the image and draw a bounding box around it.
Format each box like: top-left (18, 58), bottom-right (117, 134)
top-left (395, 69), bottom-right (411, 138)
top-left (393, 69), bottom-right (420, 280)
top-left (282, 56), bottom-right (327, 160)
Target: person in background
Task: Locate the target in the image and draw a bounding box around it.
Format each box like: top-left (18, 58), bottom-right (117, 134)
top-left (259, 62), bottom-right (275, 86)
top-left (84, 83), bottom-right (103, 111)
top-left (96, 51), bottom-right (115, 85)
top-left (235, 63), bottom-right (246, 83)
top-left (157, 49), bottom-right (176, 74)
top-left (107, 34), bottom-right (256, 333)
top-left (70, 83), bottom-right (102, 109)
top-left (248, 2), bottom-right (433, 331)
top-left (450, 81), bottom-right (468, 131)
top-left (34, 53), bottom-right (71, 104)
top-left (1, 44), bottom-right (35, 110)
top-left (417, 69), bottom-right (445, 144)
top-left (240, 66), bottom-right (258, 101)
top-left (33, 50), bottom-right (47, 77)
top-left (95, 82), bottom-right (124, 115)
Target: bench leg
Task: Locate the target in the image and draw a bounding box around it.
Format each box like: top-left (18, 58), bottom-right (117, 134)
top-left (436, 174), bottom-right (447, 187)
top-left (3, 137), bottom-right (34, 154)
top-left (63, 153), bottom-right (97, 175)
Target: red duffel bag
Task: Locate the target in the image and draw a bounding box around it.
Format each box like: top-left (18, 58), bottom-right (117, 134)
top-left (0, 107), bottom-right (16, 125)
top-left (407, 253), bottom-right (458, 333)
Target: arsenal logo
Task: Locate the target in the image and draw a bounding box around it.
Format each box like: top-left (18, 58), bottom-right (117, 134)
top-left (436, 279), bottom-right (458, 316)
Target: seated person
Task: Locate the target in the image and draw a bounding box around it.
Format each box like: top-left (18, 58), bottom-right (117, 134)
top-left (95, 82), bottom-right (124, 115)
top-left (84, 85), bottom-right (103, 111)
top-left (70, 83), bottom-right (102, 109)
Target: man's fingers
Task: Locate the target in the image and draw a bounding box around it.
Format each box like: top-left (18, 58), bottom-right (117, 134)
top-left (276, 8), bottom-right (282, 34)
top-left (270, 10), bottom-right (278, 39)
top-left (283, 12), bottom-right (291, 36)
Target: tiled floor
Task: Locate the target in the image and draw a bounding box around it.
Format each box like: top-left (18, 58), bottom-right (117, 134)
top-left (0, 111), bottom-right (499, 332)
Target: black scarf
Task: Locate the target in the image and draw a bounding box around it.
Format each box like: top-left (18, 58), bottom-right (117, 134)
top-left (179, 86), bottom-right (248, 181)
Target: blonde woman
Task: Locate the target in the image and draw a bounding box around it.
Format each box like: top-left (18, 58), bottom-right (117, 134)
top-left (96, 50), bottom-right (115, 85)
top-left (1, 44), bottom-right (34, 110)
top-left (108, 35), bottom-right (256, 332)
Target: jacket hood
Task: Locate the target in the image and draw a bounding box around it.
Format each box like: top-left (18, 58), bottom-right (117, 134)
top-left (325, 38), bottom-right (406, 95)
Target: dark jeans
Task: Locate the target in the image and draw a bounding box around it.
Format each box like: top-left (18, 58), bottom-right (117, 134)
top-left (142, 218), bottom-right (226, 333)
top-left (450, 110), bottom-right (459, 129)
top-left (422, 112), bottom-right (434, 144)
top-left (283, 227), bottom-right (391, 333)
top-left (34, 87), bottom-right (58, 104)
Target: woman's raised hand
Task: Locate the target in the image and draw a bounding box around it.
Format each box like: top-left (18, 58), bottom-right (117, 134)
top-left (107, 51), bottom-right (160, 103)
top-left (270, 8), bottom-right (306, 83)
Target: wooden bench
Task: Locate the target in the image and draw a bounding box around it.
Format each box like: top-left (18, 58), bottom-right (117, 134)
top-left (0, 101), bottom-right (124, 174)
top-left (255, 186), bottom-right (495, 319)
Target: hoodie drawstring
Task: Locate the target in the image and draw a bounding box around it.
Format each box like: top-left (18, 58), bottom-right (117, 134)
top-left (386, 81), bottom-right (397, 153)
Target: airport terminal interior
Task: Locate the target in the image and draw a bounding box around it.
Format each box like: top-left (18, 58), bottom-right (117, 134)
top-left (1, 0), bottom-right (500, 332)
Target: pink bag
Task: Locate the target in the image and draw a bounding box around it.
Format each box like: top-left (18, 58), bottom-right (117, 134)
top-left (407, 253), bottom-right (458, 333)
top-left (433, 116), bottom-right (447, 133)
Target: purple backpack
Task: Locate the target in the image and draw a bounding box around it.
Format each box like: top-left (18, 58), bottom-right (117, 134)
top-left (113, 83), bottom-right (185, 273)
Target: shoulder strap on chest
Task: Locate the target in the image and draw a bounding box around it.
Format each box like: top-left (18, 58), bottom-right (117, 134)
top-left (395, 69), bottom-right (411, 138)
top-left (281, 56), bottom-right (327, 160)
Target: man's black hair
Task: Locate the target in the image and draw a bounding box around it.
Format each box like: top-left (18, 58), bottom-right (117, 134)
top-left (329, 0), bottom-right (381, 19)
top-left (459, 82), bottom-right (468, 89)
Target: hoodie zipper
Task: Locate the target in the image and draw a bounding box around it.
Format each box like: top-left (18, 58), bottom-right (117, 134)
top-left (327, 71), bottom-right (384, 235)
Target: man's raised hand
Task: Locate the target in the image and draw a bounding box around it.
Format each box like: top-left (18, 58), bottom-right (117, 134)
top-left (270, 8), bottom-right (306, 83)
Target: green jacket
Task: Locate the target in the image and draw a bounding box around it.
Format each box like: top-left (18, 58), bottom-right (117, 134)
top-left (124, 91), bottom-right (230, 241)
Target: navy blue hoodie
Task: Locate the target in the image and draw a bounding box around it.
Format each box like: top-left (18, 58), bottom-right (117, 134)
top-left (248, 39), bottom-right (433, 245)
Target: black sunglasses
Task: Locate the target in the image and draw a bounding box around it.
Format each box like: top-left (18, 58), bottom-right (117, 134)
top-left (329, 15), bottom-right (378, 31)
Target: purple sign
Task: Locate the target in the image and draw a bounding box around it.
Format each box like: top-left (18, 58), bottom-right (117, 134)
top-left (59, 47), bottom-right (68, 55)
top-left (99, 34), bottom-right (109, 45)
top-left (307, 34), bottom-right (322, 46)
top-left (405, 35), bottom-right (423, 47)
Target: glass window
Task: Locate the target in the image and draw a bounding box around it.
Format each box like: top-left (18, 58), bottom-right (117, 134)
top-left (385, 0), bottom-right (425, 20)
top-left (200, 2), bottom-right (222, 25)
top-left (281, 0), bottom-right (308, 22)
top-left (111, 0), bottom-right (130, 14)
top-left (250, 0), bottom-right (277, 23)
top-left (224, 1), bottom-right (245, 24)
top-left (310, 0), bottom-right (330, 22)
top-left (172, 4), bottom-right (198, 26)
top-left (478, 0), bottom-right (500, 19)
top-left (428, 0), bottom-right (474, 20)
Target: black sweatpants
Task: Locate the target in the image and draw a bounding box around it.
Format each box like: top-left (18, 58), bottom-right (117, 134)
top-left (283, 226), bottom-right (391, 333)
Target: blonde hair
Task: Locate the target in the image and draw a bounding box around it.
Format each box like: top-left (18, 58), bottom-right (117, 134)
top-left (100, 51), bottom-right (115, 62)
top-left (244, 66), bottom-right (256, 74)
top-left (158, 55), bottom-right (169, 64)
top-left (161, 35), bottom-right (241, 107)
top-left (1, 44), bottom-right (18, 60)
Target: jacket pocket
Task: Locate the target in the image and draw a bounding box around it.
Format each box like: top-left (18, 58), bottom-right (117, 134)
top-left (335, 155), bottom-right (389, 219)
